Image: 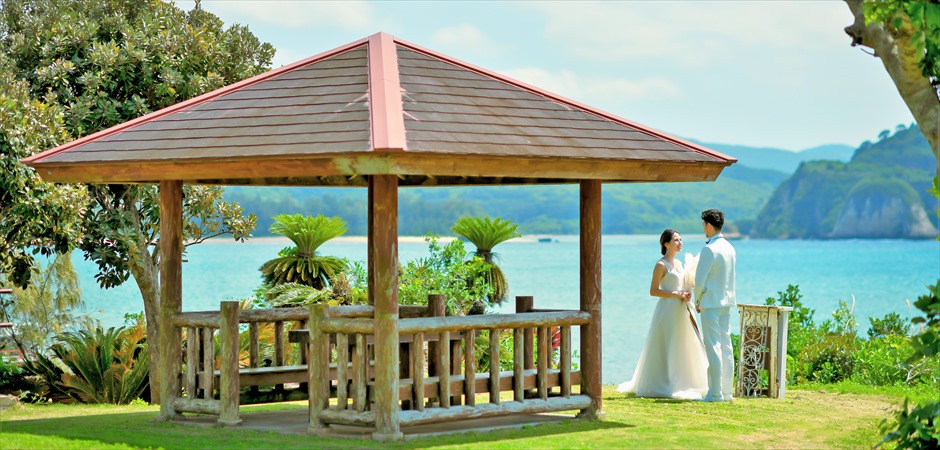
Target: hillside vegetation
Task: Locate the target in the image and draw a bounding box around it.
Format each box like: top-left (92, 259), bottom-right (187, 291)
top-left (691, 140), bottom-right (854, 173)
top-left (753, 126), bottom-right (938, 239)
top-left (224, 163), bottom-right (786, 236)
top-left (223, 128), bottom-right (933, 239)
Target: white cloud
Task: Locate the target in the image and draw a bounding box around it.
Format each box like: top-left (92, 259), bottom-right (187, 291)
top-left (432, 24), bottom-right (485, 47)
top-left (501, 67), bottom-right (682, 103)
top-left (430, 23), bottom-right (508, 61)
top-left (519, 1), bottom-right (854, 67)
top-left (190, 0), bottom-right (376, 30)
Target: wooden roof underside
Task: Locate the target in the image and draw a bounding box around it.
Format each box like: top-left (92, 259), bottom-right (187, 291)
top-left (24, 33), bottom-right (735, 186)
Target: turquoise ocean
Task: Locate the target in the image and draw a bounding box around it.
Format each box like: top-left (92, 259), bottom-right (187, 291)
top-left (73, 235), bottom-right (939, 384)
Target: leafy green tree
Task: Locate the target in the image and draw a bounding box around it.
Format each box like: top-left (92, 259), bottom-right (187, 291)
top-left (398, 236), bottom-right (491, 316)
top-left (0, 255), bottom-right (96, 359)
top-left (868, 312), bottom-right (911, 339)
top-left (0, 56), bottom-right (87, 288)
top-left (260, 214), bottom-right (348, 289)
top-left (451, 216), bottom-right (520, 309)
top-left (844, 0), bottom-right (940, 172)
top-left (0, 0), bottom-right (273, 402)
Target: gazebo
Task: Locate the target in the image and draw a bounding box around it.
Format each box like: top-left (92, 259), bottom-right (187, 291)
top-left (24, 32), bottom-right (735, 440)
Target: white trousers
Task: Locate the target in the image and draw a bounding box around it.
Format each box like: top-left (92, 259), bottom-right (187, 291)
top-left (700, 307), bottom-right (734, 400)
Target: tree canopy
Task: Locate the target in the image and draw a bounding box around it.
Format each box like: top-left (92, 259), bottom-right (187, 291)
top-left (845, 0), bottom-right (940, 171)
top-left (0, 0), bottom-right (274, 401)
top-left (0, 57), bottom-right (87, 287)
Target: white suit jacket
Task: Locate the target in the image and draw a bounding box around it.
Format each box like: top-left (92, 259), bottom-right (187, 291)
top-left (694, 234), bottom-right (736, 309)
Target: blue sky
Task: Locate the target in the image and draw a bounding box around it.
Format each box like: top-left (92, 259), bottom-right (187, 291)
top-left (178, 1), bottom-right (915, 152)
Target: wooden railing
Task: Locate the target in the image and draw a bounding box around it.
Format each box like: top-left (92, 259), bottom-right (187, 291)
top-left (166, 302), bottom-right (436, 425)
top-left (169, 304), bottom-right (309, 424)
top-left (308, 297), bottom-right (590, 432)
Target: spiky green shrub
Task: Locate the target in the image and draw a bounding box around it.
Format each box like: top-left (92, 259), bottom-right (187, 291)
top-left (451, 216), bottom-right (520, 307)
top-left (265, 282), bottom-right (333, 307)
top-left (22, 320), bottom-right (149, 404)
top-left (259, 214), bottom-right (347, 289)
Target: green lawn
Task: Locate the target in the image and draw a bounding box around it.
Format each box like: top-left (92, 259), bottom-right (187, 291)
top-left (0, 385), bottom-right (913, 449)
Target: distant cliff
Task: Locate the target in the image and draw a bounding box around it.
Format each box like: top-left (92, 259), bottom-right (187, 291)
top-left (753, 126), bottom-right (938, 239)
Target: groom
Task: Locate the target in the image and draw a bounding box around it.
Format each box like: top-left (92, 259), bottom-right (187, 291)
top-left (694, 209), bottom-right (736, 402)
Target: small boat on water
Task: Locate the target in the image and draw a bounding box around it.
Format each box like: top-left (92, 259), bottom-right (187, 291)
top-left (538, 237), bottom-right (553, 243)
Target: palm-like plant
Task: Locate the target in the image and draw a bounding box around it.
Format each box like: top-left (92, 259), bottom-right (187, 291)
top-left (451, 216), bottom-right (520, 307)
top-left (265, 282), bottom-right (334, 307)
top-left (23, 321), bottom-right (150, 405)
top-left (259, 214), bottom-right (347, 289)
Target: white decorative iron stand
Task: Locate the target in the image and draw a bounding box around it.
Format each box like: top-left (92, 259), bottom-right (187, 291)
top-left (735, 304), bottom-right (793, 399)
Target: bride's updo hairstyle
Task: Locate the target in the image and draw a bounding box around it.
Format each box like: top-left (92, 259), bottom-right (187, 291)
top-left (659, 229), bottom-right (678, 255)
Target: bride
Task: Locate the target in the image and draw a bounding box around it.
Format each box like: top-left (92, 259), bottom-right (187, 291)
top-left (618, 229), bottom-right (708, 399)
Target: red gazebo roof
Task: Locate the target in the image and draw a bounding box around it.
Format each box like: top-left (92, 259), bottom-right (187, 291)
top-left (23, 32), bottom-right (735, 186)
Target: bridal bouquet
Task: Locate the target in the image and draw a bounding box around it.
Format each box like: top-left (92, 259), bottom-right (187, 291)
top-left (682, 252), bottom-right (699, 291)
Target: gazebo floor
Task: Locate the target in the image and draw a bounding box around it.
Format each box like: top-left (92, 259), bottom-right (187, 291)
top-left (172, 407), bottom-right (578, 440)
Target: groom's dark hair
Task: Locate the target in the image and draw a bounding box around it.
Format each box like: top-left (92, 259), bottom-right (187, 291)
top-left (702, 209), bottom-right (724, 231)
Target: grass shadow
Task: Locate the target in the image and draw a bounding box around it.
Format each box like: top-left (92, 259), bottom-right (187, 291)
top-left (3, 407), bottom-right (632, 449)
top-left (409, 416), bottom-right (633, 447)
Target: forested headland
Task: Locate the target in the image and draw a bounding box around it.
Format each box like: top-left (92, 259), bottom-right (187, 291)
top-left (224, 124), bottom-right (934, 238)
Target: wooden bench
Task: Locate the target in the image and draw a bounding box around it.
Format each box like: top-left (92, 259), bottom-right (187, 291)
top-left (206, 361), bottom-right (378, 388)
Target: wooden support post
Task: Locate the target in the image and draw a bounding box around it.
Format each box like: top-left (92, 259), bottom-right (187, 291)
top-left (249, 323), bottom-right (259, 396)
top-left (249, 323), bottom-right (260, 368)
top-left (274, 320), bottom-right (285, 391)
top-left (516, 296), bottom-right (535, 371)
top-left (537, 326), bottom-right (549, 400)
top-left (450, 335), bottom-right (462, 406)
top-left (299, 320), bottom-right (308, 365)
top-left (158, 180), bottom-right (183, 421)
top-left (185, 327), bottom-right (197, 398)
top-left (427, 294), bottom-right (445, 398)
top-left (353, 333), bottom-right (366, 412)
top-left (202, 328), bottom-right (214, 399)
top-left (439, 330), bottom-right (451, 408)
top-left (369, 174), bottom-right (402, 441)
top-left (413, 332), bottom-right (425, 412)
top-left (308, 304), bottom-right (330, 435)
top-left (464, 330), bottom-right (476, 407)
top-left (561, 326), bottom-right (572, 398)
top-left (579, 179), bottom-right (603, 418)
top-left (488, 329), bottom-right (500, 405)
top-left (513, 328), bottom-right (524, 402)
top-left (219, 301), bottom-right (242, 426)
top-left (336, 333), bottom-right (349, 410)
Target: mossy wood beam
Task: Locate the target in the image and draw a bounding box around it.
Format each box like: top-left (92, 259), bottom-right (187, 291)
top-left (158, 180), bottom-right (183, 421)
top-left (579, 179), bottom-right (603, 418)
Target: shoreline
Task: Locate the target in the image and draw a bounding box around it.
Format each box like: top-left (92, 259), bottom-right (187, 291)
top-left (208, 235), bottom-right (558, 244)
top-left (202, 233), bottom-right (940, 243)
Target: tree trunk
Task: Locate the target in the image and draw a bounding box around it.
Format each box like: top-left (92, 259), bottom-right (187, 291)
top-left (128, 241), bottom-right (162, 404)
top-left (844, 0), bottom-right (940, 175)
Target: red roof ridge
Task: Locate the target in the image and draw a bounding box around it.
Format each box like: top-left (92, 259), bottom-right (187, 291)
top-left (389, 35), bottom-right (736, 164)
top-left (22, 36), bottom-right (372, 165)
top-left (367, 32), bottom-right (406, 151)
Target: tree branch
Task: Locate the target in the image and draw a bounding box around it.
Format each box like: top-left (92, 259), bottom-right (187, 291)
top-left (844, 0), bottom-right (940, 175)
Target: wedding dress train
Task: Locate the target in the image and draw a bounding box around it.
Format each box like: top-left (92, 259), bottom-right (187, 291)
top-left (618, 259), bottom-right (708, 399)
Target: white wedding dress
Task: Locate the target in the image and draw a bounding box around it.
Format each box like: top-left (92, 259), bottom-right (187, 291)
top-left (617, 258), bottom-right (708, 399)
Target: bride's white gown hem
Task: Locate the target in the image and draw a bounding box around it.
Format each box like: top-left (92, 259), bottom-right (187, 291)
top-left (617, 259), bottom-right (708, 400)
